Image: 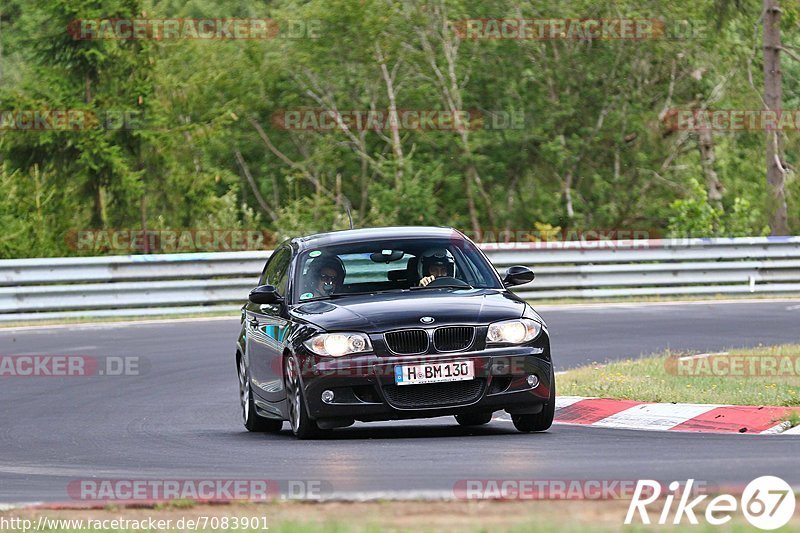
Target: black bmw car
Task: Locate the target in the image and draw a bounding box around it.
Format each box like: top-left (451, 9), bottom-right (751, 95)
top-left (235, 226), bottom-right (554, 439)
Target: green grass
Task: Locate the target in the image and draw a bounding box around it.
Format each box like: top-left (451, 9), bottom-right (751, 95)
top-left (5, 497), bottom-right (799, 532)
top-left (559, 344), bottom-right (800, 408)
top-left (241, 521), bottom-right (796, 532)
top-left (153, 499), bottom-right (196, 510)
top-left (6, 516), bottom-right (795, 533)
top-left (47, 517), bottom-right (792, 533)
top-left (3, 508), bottom-right (791, 533)
top-left (785, 410), bottom-right (800, 427)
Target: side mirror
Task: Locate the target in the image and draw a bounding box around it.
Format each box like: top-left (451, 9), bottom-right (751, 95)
top-left (249, 285), bottom-right (284, 305)
top-left (502, 265), bottom-right (535, 288)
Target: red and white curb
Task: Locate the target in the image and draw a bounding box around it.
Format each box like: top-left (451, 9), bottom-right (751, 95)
top-left (496, 396), bottom-right (800, 434)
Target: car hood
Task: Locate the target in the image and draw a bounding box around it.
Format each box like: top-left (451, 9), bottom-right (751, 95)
top-left (289, 289), bottom-right (526, 332)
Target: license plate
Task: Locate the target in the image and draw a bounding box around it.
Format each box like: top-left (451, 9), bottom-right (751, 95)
top-left (394, 360), bottom-right (474, 385)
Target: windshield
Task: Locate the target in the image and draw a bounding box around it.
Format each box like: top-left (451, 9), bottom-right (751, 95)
top-left (294, 237), bottom-right (502, 302)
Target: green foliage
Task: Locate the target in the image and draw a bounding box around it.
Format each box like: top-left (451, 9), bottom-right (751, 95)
top-left (274, 196), bottom-right (344, 240)
top-left (667, 179), bottom-right (769, 238)
top-left (725, 197), bottom-right (770, 237)
top-left (0, 164), bottom-right (80, 257)
top-left (0, 0), bottom-right (797, 258)
top-left (666, 179), bottom-right (723, 237)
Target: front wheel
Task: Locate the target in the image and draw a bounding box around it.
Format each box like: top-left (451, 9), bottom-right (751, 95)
top-left (512, 369), bottom-right (556, 433)
top-left (284, 356), bottom-right (325, 439)
top-left (239, 356), bottom-right (283, 433)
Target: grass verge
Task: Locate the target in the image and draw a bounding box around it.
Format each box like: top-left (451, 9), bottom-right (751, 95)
top-left (2, 499), bottom-right (794, 532)
top-left (559, 344), bottom-right (800, 409)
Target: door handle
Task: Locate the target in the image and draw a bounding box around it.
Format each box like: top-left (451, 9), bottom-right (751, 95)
top-left (249, 318), bottom-right (260, 328)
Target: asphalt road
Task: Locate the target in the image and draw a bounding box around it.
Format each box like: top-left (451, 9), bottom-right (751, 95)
top-left (1, 299), bottom-right (798, 503)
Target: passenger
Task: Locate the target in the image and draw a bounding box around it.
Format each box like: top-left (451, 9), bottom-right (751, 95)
top-left (307, 256), bottom-right (346, 297)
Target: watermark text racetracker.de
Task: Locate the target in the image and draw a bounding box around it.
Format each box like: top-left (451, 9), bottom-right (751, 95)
top-left (0, 109), bottom-right (237, 132)
top-left (451, 18), bottom-right (708, 41)
top-left (0, 356), bottom-right (147, 377)
top-left (271, 108), bottom-right (526, 132)
top-left (460, 228), bottom-right (762, 250)
top-left (65, 228), bottom-right (274, 253)
top-left (453, 479), bottom-right (667, 500)
top-left (666, 353), bottom-right (800, 378)
top-left (67, 478), bottom-right (331, 502)
top-left (463, 228), bottom-right (659, 248)
top-left (277, 353), bottom-right (547, 380)
top-left (665, 108), bottom-right (800, 131)
top-left (68, 18), bottom-right (321, 40)
top-left (1, 109), bottom-right (151, 131)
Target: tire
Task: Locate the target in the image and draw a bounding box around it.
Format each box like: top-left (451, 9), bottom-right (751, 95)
top-left (284, 356), bottom-right (325, 439)
top-left (239, 355), bottom-right (283, 433)
top-left (512, 368), bottom-right (556, 433)
top-left (455, 412), bottom-right (493, 426)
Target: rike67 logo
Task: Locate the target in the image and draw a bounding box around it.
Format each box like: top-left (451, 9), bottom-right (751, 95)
top-left (626, 476), bottom-right (796, 530)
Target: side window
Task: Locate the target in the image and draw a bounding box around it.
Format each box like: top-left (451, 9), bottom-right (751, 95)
top-left (260, 246), bottom-right (291, 295)
top-left (273, 248), bottom-right (292, 296)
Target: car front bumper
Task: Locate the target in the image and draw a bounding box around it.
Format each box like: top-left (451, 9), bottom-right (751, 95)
top-left (297, 345), bottom-right (553, 422)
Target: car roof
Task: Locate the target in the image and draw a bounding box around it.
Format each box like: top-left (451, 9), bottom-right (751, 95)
top-left (290, 226), bottom-right (465, 250)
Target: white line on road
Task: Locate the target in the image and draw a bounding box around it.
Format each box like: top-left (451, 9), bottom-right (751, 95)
top-left (0, 315), bottom-right (236, 333)
top-left (536, 298), bottom-right (800, 311)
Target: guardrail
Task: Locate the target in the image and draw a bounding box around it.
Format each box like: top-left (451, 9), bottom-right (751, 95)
top-left (1, 236), bottom-right (799, 321)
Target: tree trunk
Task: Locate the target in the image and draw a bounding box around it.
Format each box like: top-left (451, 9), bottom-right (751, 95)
top-left (91, 182), bottom-right (106, 228)
top-left (375, 45), bottom-right (404, 189)
top-left (563, 172), bottom-right (575, 220)
top-left (0, 15), bottom-right (4, 84)
top-left (464, 168), bottom-right (480, 236)
top-left (140, 194), bottom-right (149, 254)
top-left (359, 133), bottom-right (369, 218)
top-left (697, 128), bottom-right (723, 210)
top-left (504, 174), bottom-right (521, 243)
top-left (234, 148), bottom-right (278, 222)
top-left (763, 0), bottom-right (789, 235)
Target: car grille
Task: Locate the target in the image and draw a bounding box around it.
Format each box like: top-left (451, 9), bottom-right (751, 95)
top-left (382, 379), bottom-right (485, 409)
top-left (433, 326), bottom-right (475, 352)
top-left (384, 329), bottom-right (429, 354)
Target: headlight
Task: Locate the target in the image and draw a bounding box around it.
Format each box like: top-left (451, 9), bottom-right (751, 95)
top-left (303, 332), bottom-right (372, 357)
top-left (486, 319), bottom-right (541, 344)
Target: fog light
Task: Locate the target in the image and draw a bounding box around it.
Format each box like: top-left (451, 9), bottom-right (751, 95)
top-left (321, 390), bottom-right (335, 404)
top-left (526, 374), bottom-right (539, 388)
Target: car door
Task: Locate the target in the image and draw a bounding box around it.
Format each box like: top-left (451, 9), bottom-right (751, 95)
top-left (246, 244), bottom-right (293, 403)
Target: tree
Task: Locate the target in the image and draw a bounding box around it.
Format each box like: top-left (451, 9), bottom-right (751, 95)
top-left (763, 0), bottom-right (789, 234)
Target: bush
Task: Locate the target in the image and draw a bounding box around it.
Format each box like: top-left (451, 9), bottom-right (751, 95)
top-left (667, 179), bottom-right (769, 238)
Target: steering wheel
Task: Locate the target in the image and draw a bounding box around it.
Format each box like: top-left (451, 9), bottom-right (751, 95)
top-left (425, 276), bottom-right (470, 288)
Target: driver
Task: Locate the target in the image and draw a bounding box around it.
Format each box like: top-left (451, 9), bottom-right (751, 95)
top-left (418, 248), bottom-right (456, 287)
top-left (307, 256), bottom-right (346, 297)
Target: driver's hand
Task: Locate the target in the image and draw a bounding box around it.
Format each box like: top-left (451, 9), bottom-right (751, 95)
top-left (419, 275), bottom-right (435, 287)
